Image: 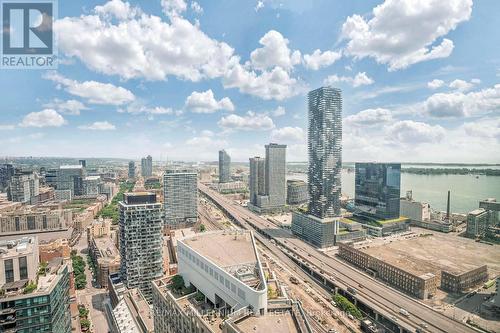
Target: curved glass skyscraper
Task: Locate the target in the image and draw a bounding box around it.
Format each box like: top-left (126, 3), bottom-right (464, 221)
top-left (307, 86), bottom-right (342, 218)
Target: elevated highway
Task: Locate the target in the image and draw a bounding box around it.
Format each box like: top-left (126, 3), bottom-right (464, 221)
top-left (199, 183), bottom-right (475, 333)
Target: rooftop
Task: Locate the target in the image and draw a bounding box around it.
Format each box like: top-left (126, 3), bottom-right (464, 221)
top-left (0, 237), bottom-right (36, 258)
top-left (92, 237), bottom-right (120, 263)
top-left (60, 165), bottom-right (83, 169)
top-left (230, 310), bottom-right (300, 333)
top-left (181, 231), bottom-right (261, 289)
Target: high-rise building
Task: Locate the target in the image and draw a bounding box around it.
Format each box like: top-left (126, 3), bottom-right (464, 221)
top-left (119, 192), bottom-right (163, 302)
top-left (287, 180), bottom-right (308, 205)
top-left (265, 143), bottom-right (287, 207)
top-left (128, 161), bottom-right (136, 179)
top-left (248, 144), bottom-right (287, 213)
top-left (79, 159), bottom-right (87, 168)
top-left (355, 163), bottom-right (401, 220)
top-left (163, 170), bottom-right (197, 226)
top-left (218, 150), bottom-right (231, 183)
top-left (307, 86), bottom-right (342, 218)
top-left (291, 87), bottom-right (343, 248)
top-left (0, 237), bottom-right (72, 333)
top-left (0, 164), bottom-right (15, 192)
top-left (249, 157), bottom-right (265, 205)
top-left (141, 155), bottom-right (153, 178)
top-left (7, 170), bottom-right (39, 203)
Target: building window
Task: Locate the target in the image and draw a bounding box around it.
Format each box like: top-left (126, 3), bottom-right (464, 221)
top-left (19, 256), bottom-right (28, 280)
top-left (27, 216), bottom-right (35, 230)
top-left (4, 259), bottom-right (14, 283)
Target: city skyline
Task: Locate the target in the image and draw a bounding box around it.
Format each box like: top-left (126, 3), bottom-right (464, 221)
top-left (0, 0), bottom-right (499, 163)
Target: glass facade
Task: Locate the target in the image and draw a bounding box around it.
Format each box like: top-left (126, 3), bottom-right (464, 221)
top-left (218, 150), bottom-right (231, 183)
top-left (0, 265), bottom-right (71, 333)
top-left (307, 87), bottom-right (342, 218)
top-left (355, 163), bottom-right (401, 220)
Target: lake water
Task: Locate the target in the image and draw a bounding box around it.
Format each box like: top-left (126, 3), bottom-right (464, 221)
top-left (288, 171), bottom-right (500, 214)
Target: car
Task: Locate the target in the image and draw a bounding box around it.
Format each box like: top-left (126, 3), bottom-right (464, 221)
top-left (347, 314), bottom-right (354, 320)
top-left (399, 308), bottom-right (410, 317)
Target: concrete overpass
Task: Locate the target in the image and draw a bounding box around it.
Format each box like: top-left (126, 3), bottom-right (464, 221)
top-left (199, 183), bottom-right (476, 333)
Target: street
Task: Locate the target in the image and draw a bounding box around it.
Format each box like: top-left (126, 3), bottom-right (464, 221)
top-left (74, 233), bottom-right (111, 333)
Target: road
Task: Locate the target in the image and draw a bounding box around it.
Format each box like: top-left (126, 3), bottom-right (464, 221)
top-left (74, 234), bottom-right (111, 333)
top-left (199, 183), bottom-right (475, 333)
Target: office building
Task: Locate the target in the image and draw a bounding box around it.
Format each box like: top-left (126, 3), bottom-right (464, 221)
top-left (249, 157), bottom-right (266, 205)
top-left (355, 163), bottom-right (401, 220)
top-left (119, 192), bottom-right (163, 302)
top-left (0, 164), bottom-right (15, 192)
top-left (218, 150), bottom-right (231, 183)
top-left (56, 165), bottom-right (85, 196)
top-left (7, 170), bottom-right (39, 203)
top-left (88, 233), bottom-right (120, 289)
top-left (82, 175), bottom-right (102, 196)
top-left (338, 242), bottom-right (437, 299)
top-left (287, 180), bottom-right (308, 205)
top-left (292, 87), bottom-right (343, 248)
top-left (0, 207), bottom-right (72, 236)
top-left (128, 161), bottom-right (136, 179)
top-left (163, 169), bottom-right (197, 226)
top-left (141, 155), bottom-right (153, 178)
top-left (152, 230), bottom-right (312, 333)
top-left (248, 144), bottom-right (287, 213)
top-left (400, 191), bottom-right (431, 223)
top-left (0, 237), bottom-right (71, 333)
top-left (441, 265), bottom-right (488, 293)
top-left (79, 159), bottom-right (87, 168)
top-left (466, 208), bottom-right (491, 238)
top-left (264, 143), bottom-right (287, 207)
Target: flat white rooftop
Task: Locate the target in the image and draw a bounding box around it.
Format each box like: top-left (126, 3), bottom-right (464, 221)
top-left (182, 232), bottom-right (256, 269)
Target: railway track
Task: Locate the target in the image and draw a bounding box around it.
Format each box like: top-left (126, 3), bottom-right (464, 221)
top-left (198, 183), bottom-right (475, 333)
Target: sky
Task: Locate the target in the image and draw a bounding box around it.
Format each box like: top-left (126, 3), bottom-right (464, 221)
top-left (0, 0), bottom-right (499, 163)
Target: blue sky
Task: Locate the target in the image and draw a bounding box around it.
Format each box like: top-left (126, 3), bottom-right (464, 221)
top-left (1, 0), bottom-right (499, 162)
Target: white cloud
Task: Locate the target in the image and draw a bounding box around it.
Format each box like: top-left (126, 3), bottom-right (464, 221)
top-left (43, 99), bottom-right (88, 115)
top-left (255, 1), bottom-right (264, 12)
top-left (118, 102), bottom-right (177, 115)
top-left (324, 72), bottom-right (374, 87)
top-left (270, 126), bottom-right (305, 143)
top-left (272, 106), bottom-right (286, 117)
top-left (20, 109), bottom-right (66, 128)
top-left (78, 121), bottom-right (116, 130)
top-left (161, 0), bottom-right (187, 17)
top-left (223, 64), bottom-right (304, 100)
top-left (345, 108), bottom-right (392, 126)
top-left (423, 84), bottom-right (500, 118)
top-left (0, 124), bottom-right (15, 130)
top-left (427, 79), bottom-right (444, 89)
top-left (388, 120), bottom-right (445, 143)
top-left (56, 1), bottom-right (236, 82)
top-left (463, 118), bottom-right (500, 141)
top-left (95, 0), bottom-right (140, 20)
top-left (44, 72), bottom-right (135, 105)
top-left (341, 0), bottom-right (472, 71)
top-left (190, 1), bottom-right (203, 14)
top-left (303, 49), bottom-right (341, 70)
top-left (185, 89), bottom-right (234, 113)
top-left (186, 134), bottom-right (227, 148)
top-left (218, 112), bottom-right (275, 131)
top-left (448, 79), bottom-right (478, 92)
top-left (250, 30), bottom-right (301, 71)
